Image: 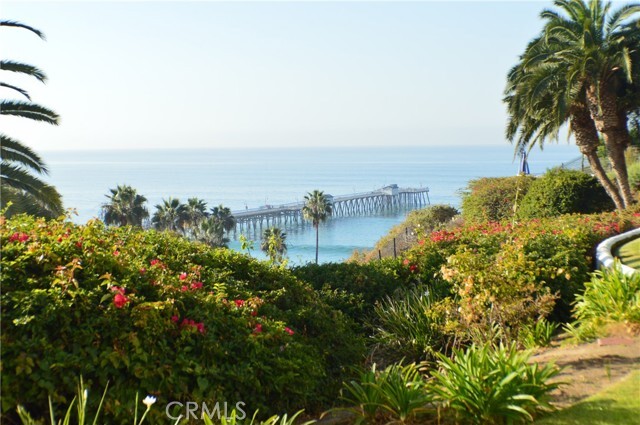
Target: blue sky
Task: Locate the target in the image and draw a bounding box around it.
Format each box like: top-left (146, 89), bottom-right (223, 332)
top-left (2, 1), bottom-right (573, 150)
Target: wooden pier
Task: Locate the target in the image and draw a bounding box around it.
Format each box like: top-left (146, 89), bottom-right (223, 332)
top-left (232, 184), bottom-right (429, 232)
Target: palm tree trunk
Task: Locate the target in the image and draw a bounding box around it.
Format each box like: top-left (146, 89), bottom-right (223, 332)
top-left (570, 106), bottom-right (625, 210)
top-left (315, 224), bottom-right (319, 264)
top-left (586, 85), bottom-right (635, 207)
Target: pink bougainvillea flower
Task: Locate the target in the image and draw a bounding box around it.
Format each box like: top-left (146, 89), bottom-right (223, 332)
top-left (253, 324), bottom-right (263, 334)
top-left (196, 323), bottom-right (205, 334)
top-left (179, 272), bottom-right (187, 280)
top-left (181, 285), bottom-right (188, 292)
top-left (110, 286), bottom-right (125, 295)
top-left (284, 327), bottom-right (294, 336)
top-left (9, 232), bottom-right (29, 243)
top-left (235, 299), bottom-right (245, 308)
top-left (113, 293), bottom-right (129, 308)
top-left (190, 282), bottom-right (203, 290)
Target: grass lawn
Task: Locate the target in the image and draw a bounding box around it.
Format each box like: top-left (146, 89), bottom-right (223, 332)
top-left (535, 370), bottom-right (640, 424)
top-left (614, 236), bottom-right (640, 270)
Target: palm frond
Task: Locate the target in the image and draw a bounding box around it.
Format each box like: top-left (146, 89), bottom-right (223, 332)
top-left (0, 60), bottom-right (47, 83)
top-left (0, 82), bottom-right (31, 100)
top-left (0, 20), bottom-right (45, 39)
top-left (0, 133), bottom-right (48, 174)
top-left (0, 100), bottom-right (59, 124)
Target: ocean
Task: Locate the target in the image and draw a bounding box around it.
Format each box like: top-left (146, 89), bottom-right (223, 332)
top-left (41, 144), bottom-right (581, 264)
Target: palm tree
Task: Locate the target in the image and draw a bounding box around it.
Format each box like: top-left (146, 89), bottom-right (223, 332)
top-left (1, 20), bottom-right (62, 218)
top-left (101, 185), bottom-right (149, 227)
top-left (261, 227), bottom-right (287, 264)
top-left (194, 216), bottom-right (229, 248)
top-left (505, 49), bottom-right (625, 209)
top-left (506, 0), bottom-right (640, 208)
top-left (302, 190), bottom-right (332, 264)
top-left (152, 198), bottom-right (186, 233)
top-left (183, 197), bottom-right (208, 236)
top-left (210, 204), bottom-right (236, 234)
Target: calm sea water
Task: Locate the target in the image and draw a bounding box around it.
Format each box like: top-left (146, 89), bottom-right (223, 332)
top-left (41, 145), bottom-right (581, 264)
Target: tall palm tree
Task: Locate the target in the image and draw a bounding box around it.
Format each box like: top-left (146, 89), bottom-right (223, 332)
top-left (152, 198), bottom-right (187, 233)
top-left (261, 227), bottom-right (287, 264)
top-left (210, 204), bottom-right (236, 234)
top-left (1, 20), bottom-right (62, 218)
top-left (183, 197), bottom-right (208, 236)
top-left (100, 185), bottom-right (149, 227)
top-left (302, 190), bottom-right (332, 264)
top-left (505, 48), bottom-right (625, 209)
top-left (506, 0), bottom-right (640, 208)
top-left (194, 216), bottom-right (229, 248)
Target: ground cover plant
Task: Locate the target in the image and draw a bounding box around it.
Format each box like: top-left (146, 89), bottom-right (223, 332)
top-left (1, 214), bottom-right (364, 423)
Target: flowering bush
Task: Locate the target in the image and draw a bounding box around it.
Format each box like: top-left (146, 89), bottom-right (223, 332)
top-left (1, 215), bottom-right (364, 422)
top-left (402, 209), bottom-right (640, 330)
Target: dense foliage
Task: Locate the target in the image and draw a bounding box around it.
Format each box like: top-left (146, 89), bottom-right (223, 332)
top-left (290, 260), bottom-right (414, 324)
top-left (1, 215), bottom-right (364, 423)
top-left (402, 209), bottom-right (640, 331)
top-left (431, 343), bottom-right (560, 424)
top-left (461, 176), bottom-right (534, 223)
top-left (517, 169), bottom-right (614, 219)
top-left (567, 265), bottom-right (640, 341)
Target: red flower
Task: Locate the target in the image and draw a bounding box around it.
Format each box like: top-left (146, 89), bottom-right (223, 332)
top-left (251, 310), bottom-right (258, 317)
top-left (181, 285), bottom-right (188, 292)
top-left (113, 250), bottom-right (120, 256)
top-left (235, 299), bottom-right (245, 308)
top-left (409, 265), bottom-right (418, 273)
top-left (179, 272), bottom-right (187, 280)
top-left (284, 327), bottom-right (294, 336)
top-left (76, 241), bottom-right (83, 248)
top-left (9, 232), bottom-right (29, 243)
top-left (150, 259), bottom-right (160, 266)
top-left (110, 286), bottom-right (125, 295)
top-left (113, 293), bottom-right (129, 308)
top-left (403, 259), bottom-right (410, 265)
top-left (253, 324), bottom-right (263, 334)
top-left (171, 315), bottom-right (179, 323)
top-left (57, 236), bottom-right (63, 243)
top-left (190, 282), bottom-right (203, 290)
top-left (196, 323), bottom-right (205, 334)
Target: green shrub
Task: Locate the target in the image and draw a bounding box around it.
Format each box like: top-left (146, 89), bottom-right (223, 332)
top-left (333, 362), bottom-right (432, 424)
top-left (371, 288), bottom-right (459, 364)
top-left (1, 215), bottom-right (364, 423)
top-left (404, 204), bottom-right (459, 231)
top-left (518, 169), bottom-right (614, 219)
top-left (431, 343), bottom-right (560, 424)
top-left (290, 260), bottom-right (415, 324)
top-left (461, 176), bottom-right (534, 223)
top-left (568, 266), bottom-right (640, 340)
